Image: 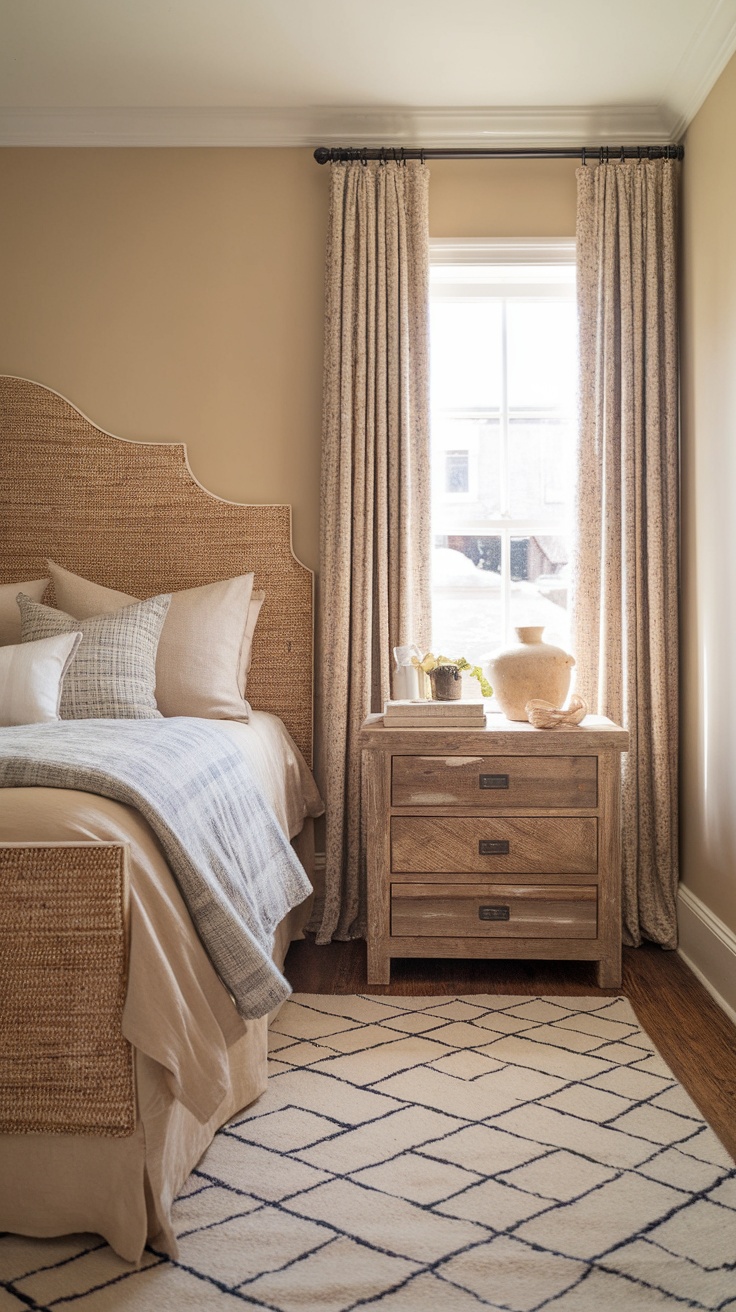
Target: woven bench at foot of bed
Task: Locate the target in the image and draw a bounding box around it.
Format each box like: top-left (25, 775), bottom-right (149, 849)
top-left (0, 842), bottom-right (135, 1137)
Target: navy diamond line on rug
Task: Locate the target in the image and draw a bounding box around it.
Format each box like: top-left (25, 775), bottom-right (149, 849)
top-left (1, 994), bottom-right (734, 1310)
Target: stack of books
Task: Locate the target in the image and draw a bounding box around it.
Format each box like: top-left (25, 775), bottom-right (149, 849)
top-left (383, 699), bottom-right (486, 728)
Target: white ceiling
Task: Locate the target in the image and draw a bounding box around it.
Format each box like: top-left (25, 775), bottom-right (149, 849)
top-left (1, 0), bottom-right (736, 146)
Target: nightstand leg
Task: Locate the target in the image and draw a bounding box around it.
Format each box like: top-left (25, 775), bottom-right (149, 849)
top-left (367, 945), bottom-right (391, 986)
top-left (596, 952), bottom-right (622, 989)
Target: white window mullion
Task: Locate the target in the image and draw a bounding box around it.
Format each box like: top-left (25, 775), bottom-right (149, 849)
top-left (499, 298), bottom-right (509, 520)
top-left (500, 528), bottom-right (511, 647)
top-left (499, 297), bottom-right (510, 645)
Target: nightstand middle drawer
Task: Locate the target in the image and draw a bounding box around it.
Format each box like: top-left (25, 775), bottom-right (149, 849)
top-left (391, 816), bottom-right (598, 875)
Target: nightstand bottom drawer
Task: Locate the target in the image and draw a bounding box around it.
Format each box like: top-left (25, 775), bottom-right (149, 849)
top-left (390, 883), bottom-right (598, 939)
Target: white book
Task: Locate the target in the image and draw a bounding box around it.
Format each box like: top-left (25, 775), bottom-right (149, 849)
top-left (384, 698), bottom-right (484, 718)
top-left (384, 714), bottom-right (486, 729)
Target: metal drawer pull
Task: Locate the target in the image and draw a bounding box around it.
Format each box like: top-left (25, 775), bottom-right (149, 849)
top-left (479, 773), bottom-right (509, 789)
top-left (479, 905), bottom-right (510, 921)
top-left (478, 839), bottom-right (510, 855)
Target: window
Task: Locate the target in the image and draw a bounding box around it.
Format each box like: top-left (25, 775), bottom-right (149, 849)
top-left (429, 239), bottom-right (577, 665)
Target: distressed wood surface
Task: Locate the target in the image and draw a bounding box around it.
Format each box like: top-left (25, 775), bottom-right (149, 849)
top-left (391, 753), bottom-right (598, 809)
top-left (362, 712), bottom-right (630, 753)
top-left (361, 717), bottom-right (626, 987)
top-left (364, 748), bottom-right (391, 985)
top-left (391, 882), bottom-right (598, 939)
top-left (596, 746), bottom-right (623, 986)
top-left (391, 815), bottom-right (598, 875)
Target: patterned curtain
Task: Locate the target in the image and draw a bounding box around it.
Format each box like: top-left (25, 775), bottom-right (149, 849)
top-left (315, 161), bottom-right (431, 943)
top-left (573, 158), bottom-right (679, 947)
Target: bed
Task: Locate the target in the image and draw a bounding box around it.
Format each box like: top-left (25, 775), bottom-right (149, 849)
top-left (0, 375), bottom-right (323, 1262)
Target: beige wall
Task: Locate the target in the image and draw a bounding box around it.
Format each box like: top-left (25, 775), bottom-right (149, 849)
top-left (0, 148), bottom-right (576, 575)
top-left (430, 158), bottom-right (575, 236)
top-left (0, 148), bottom-right (328, 570)
top-left (681, 53), bottom-right (736, 933)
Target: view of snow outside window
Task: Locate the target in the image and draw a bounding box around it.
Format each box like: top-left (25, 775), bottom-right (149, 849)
top-left (429, 255), bottom-right (577, 679)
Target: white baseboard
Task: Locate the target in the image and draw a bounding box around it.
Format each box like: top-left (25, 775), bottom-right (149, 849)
top-left (677, 885), bottom-right (736, 1027)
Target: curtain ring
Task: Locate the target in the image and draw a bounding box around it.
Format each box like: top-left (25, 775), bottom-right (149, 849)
top-left (620, 145), bottom-right (626, 163)
top-left (581, 146), bottom-right (587, 166)
top-left (599, 146), bottom-right (604, 166)
top-left (361, 147), bottom-right (368, 167)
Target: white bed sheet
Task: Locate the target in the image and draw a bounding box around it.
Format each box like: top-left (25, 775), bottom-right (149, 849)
top-left (215, 709), bottom-right (323, 840)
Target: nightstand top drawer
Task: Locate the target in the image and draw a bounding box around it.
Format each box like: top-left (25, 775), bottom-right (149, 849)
top-left (391, 815), bottom-right (597, 875)
top-left (391, 754), bottom-right (597, 809)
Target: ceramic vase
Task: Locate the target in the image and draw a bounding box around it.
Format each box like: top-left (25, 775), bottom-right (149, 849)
top-left (488, 626), bottom-right (575, 721)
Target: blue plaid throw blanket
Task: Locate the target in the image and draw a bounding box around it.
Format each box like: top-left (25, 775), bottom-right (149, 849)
top-left (0, 718), bottom-right (312, 1017)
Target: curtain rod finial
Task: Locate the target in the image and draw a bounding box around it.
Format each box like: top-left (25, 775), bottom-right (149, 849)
top-left (314, 147), bottom-right (331, 165)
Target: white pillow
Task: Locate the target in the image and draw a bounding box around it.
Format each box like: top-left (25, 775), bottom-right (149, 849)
top-left (0, 631), bottom-right (82, 726)
top-left (47, 560), bottom-right (262, 721)
top-left (0, 579), bottom-right (49, 646)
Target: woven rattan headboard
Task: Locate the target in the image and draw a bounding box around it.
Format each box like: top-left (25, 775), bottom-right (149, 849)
top-left (0, 377), bottom-right (313, 764)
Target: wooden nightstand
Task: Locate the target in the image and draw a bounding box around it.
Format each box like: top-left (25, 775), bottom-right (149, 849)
top-left (361, 712), bottom-right (629, 987)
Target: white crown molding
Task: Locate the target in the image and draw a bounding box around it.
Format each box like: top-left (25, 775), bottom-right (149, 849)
top-left (301, 105), bottom-right (679, 147)
top-left (664, 1), bottom-right (736, 139)
top-left (0, 102), bottom-right (679, 148)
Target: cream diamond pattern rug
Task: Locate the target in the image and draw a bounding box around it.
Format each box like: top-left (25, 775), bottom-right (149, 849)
top-left (1, 994), bottom-right (735, 1310)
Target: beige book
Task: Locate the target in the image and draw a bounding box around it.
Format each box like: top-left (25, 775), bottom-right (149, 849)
top-left (384, 714), bottom-right (486, 728)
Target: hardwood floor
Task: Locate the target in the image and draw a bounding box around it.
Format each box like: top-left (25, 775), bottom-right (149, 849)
top-left (284, 937), bottom-right (736, 1160)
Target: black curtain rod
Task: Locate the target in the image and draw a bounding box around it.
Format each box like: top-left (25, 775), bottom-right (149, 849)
top-left (314, 144), bottom-right (684, 164)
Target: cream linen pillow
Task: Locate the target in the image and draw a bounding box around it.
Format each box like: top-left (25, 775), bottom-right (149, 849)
top-left (0, 579), bottom-right (49, 646)
top-left (18, 593), bottom-right (170, 720)
top-left (0, 631), bottom-right (82, 726)
top-left (47, 561), bottom-right (259, 721)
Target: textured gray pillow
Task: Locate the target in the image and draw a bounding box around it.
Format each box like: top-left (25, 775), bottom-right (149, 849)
top-left (17, 592), bottom-right (171, 720)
